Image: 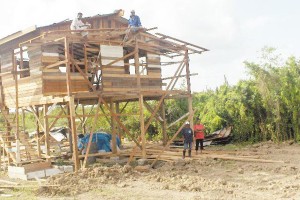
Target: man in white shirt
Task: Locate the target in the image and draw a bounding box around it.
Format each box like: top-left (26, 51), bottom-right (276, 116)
top-left (70, 12), bottom-right (91, 37)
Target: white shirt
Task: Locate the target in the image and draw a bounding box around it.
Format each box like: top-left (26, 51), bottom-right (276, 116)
top-left (70, 18), bottom-right (87, 30)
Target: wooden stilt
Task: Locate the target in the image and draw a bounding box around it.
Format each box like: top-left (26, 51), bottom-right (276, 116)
top-left (68, 97), bottom-right (79, 171)
top-left (150, 110), bottom-right (195, 168)
top-left (13, 53), bottom-right (20, 163)
top-left (35, 106), bottom-right (41, 157)
top-left (161, 100), bottom-right (167, 146)
top-left (82, 104), bottom-right (86, 134)
top-left (115, 102), bottom-right (122, 144)
top-left (83, 97), bottom-right (101, 168)
top-left (139, 95), bottom-right (146, 158)
top-left (185, 50), bottom-right (194, 127)
top-left (111, 101), bottom-right (117, 154)
top-left (43, 105), bottom-right (50, 160)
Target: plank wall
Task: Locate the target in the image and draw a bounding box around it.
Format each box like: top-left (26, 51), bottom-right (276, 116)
top-left (0, 51), bottom-right (43, 108)
top-left (101, 45), bottom-right (162, 92)
top-left (41, 44), bottom-right (89, 95)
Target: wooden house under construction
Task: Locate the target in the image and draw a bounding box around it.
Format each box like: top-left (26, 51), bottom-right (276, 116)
top-left (0, 10), bottom-right (208, 172)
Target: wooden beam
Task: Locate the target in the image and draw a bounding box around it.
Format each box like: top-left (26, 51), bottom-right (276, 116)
top-left (35, 106), bottom-right (41, 157)
top-left (71, 58), bottom-right (94, 91)
top-left (69, 96), bottom-right (79, 171)
top-left (28, 106), bottom-right (46, 133)
top-left (49, 104), bottom-right (68, 130)
top-left (162, 73), bottom-right (198, 81)
top-left (139, 95), bottom-right (146, 158)
top-left (143, 101), bottom-right (163, 123)
top-left (161, 100), bottom-right (167, 146)
top-left (155, 32), bottom-right (209, 51)
top-left (83, 97), bottom-right (101, 168)
top-left (105, 50), bottom-right (136, 68)
top-left (185, 50), bottom-right (194, 128)
top-left (64, 37), bottom-right (72, 95)
top-left (167, 112), bottom-right (190, 129)
top-left (150, 110), bottom-right (195, 168)
top-left (111, 101), bottom-right (117, 154)
top-left (43, 105), bottom-right (50, 160)
top-left (99, 97), bottom-right (140, 147)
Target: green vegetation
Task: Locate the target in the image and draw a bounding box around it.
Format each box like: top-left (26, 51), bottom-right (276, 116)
top-left (193, 47), bottom-right (300, 143)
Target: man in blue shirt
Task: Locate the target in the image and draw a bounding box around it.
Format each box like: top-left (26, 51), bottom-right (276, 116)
top-left (181, 121), bottom-right (194, 159)
top-left (128, 10), bottom-right (142, 31)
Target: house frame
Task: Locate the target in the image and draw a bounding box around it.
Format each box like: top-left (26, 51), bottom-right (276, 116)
top-left (0, 10), bottom-right (208, 171)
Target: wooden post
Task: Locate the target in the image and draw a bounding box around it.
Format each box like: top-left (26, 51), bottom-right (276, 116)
top-left (161, 100), bottom-right (167, 146)
top-left (134, 41), bottom-right (140, 86)
top-left (13, 53), bottom-right (20, 163)
top-left (35, 106), bottom-right (41, 157)
top-left (64, 37), bottom-right (72, 95)
top-left (116, 102), bottom-right (122, 144)
top-left (111, 101), bottom-right (117, 154)
top-left (135, 41), bottom-right (146, 158)
top-left (69, 97), bottom-right (79, 171)
top-left (43, 105), bottom-right (50, 160)
top-left (185, 50), bottom-right (194, 127)
top-left (82, 104), bottom-right (86, 134)
top-left (139, 94), bottom-right (146, 158)
top-left (21, 108), bottom-right (26, 134)
top-left (67, 105), bottom-right (73, 153)
top-left (4, 108), bottom-right (11, 164)
top-left (83, 97), bottom-right (101, 168)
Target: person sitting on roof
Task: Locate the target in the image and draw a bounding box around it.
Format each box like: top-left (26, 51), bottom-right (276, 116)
top-left (70, 12), bottom-right (91, 37)
top-left (128, 10), bottom-right (142, 31)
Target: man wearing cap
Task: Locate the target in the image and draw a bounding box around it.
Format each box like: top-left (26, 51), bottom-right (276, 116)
top-left (128, 10), bottom-right (142, 30)
top-left (181, 121), bottom-right (194, 159)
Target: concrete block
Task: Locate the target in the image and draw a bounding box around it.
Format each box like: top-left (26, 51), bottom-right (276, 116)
top-left (137, 159), bottom-right (148, 166)
top-left (63, 165), bottom-right (73, 173)
top-left (8, 166), bottom-right (25, 174)
top-left (26, 170), bottom-right (46, 180)
top-left (110, 156), bottom-right (119, 161)
top-left (45, 168), bottom-right (63, 177)
top-left (8, 172), bottom-right (28, 180)
top-left (53, 165), bottom-right (64, 171)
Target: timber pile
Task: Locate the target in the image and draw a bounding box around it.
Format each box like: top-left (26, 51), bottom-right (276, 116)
top-left (119, 143), bottom-right (284, 164)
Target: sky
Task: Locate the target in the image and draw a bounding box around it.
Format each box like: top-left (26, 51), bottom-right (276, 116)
top-left (1, 0), bottom-right (300, 92)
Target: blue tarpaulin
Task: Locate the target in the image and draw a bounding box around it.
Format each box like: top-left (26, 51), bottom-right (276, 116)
top-left (78, 132), bottom-right (120, 152)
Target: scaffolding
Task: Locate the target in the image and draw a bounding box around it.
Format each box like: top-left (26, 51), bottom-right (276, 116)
top-left (0, 12), bottom-right (208, 172)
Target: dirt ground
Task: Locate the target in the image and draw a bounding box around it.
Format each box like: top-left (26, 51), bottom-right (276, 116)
top-left (1, 141), bottom-right (300, 200)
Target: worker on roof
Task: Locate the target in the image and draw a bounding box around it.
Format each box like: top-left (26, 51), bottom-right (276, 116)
top-left (128, 10), bottom-right (142, 30)
top-left (70, 12), bottom-right (91, 37)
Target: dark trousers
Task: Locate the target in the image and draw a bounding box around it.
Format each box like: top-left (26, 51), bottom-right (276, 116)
top-left (195, 139), bottom-right (204, 151)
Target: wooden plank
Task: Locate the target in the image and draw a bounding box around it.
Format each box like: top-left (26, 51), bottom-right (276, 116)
top-left (23, 161), bottom-right (51, 173)
top-left (102, 73), bottom-right (161, 79)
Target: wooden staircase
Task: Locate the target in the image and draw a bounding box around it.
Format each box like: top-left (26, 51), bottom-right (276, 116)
top-left (0, 106), bottom-right (40, 166)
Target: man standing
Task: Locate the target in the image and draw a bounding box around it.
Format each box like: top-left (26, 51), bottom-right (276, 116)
top-left (194, 118), bottom-right (205, 154)
top-left (181, 121), bottom-right (193, 159)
